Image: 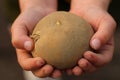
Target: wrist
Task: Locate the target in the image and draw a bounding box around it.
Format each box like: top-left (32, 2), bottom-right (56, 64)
top-left (70, 0), bottom-right (111, 11)
top-left (19, 0), bottom-right (57, 13)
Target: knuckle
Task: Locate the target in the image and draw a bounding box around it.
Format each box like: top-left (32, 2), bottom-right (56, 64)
top-left (11, 38), bottom-right (23, 49)
top-left (111, 18), bottom-right (117, 28)
top-left (110, 18), bottom-right (117, 31)
top-left (11, 39), bottom-right (19, 48)
top-left (18, 60), bottom-right (32, 71)
top-left (23, 66), bottom-right (32, 71)
top-left (108, 16), bottom-right (117, 30)
top-left (20, 64), bottom-right (31, 71)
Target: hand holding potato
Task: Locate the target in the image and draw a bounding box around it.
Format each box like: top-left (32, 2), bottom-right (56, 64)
top-left (11, 0), bottom-right (61, 78)
top-left (11, 0), bottom-right (116, 79)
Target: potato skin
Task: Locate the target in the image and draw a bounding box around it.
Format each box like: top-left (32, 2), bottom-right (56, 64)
top-left (31, 11), bottom-right (94, 69)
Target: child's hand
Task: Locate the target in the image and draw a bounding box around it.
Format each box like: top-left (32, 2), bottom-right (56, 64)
top-left (67, 0), bottom-right (116, 76)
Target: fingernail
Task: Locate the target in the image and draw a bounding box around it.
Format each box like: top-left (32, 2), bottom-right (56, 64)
top-left (91, 39), bottom-right (101, 50)
top-left (36, 60), bottom-right (44, 66)
top-left (80, 61), bottom-right (87, 67)
top-left (24, 41), bottom-right (32, 51)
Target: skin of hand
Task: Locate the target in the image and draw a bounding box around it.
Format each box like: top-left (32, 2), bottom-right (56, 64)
top-left (11, 0), bottom-right (63, 78)
top-left (11, 0), bottom-right (116, 78)
top-left (66, 0), bottom-right (116, 75)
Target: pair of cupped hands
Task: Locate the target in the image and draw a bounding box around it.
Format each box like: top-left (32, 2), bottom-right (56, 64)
top-left (11, 0), bottom-right (116, 78)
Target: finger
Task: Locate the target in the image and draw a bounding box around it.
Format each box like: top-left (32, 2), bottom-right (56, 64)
top-left (51, 69), bottom-right (62, 78)
top-left (84, 39), bottom-right (114, 67)
top-left (16, 49), bottom-right (45, 70)
top-left (32, 64), bottom-right (54, 78)
top-left (78, 58), bottom-right (96, 72)
top-left (72, 66), bottom-right (83, 76)
top-left (11, 18), bottom-right (33, 51)
top-left (11, 10), bottom-right (39, 51)
top-left (91, 14), bottom-right (116, 50)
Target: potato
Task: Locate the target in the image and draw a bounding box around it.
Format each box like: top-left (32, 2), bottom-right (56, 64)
top-left (31, 11), bottom-right (94, 69)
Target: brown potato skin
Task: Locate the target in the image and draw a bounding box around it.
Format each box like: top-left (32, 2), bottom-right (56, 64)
top-left (31, 11), bottom-right (94, 69)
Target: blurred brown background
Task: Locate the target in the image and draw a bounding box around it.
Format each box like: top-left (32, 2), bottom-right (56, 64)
top-left (0, 0), bottom-right (119, 80)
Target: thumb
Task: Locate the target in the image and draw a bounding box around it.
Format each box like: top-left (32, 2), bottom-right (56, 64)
top-left (90, 15), bottom-right (116, 50)
top-left (11, 22), bottom-right (33, 51)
